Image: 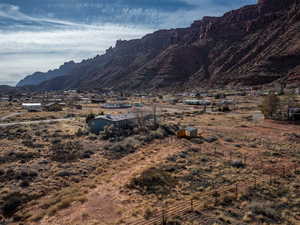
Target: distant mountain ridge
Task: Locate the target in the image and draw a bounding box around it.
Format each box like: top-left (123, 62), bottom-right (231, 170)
top-left (16, 61), bottom-right (77, 87)
top-left (18, 0), bottom-right (300, 91)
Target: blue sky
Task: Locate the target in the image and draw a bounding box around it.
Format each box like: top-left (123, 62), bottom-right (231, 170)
top-left (0, 0), bottom-right (256, 86)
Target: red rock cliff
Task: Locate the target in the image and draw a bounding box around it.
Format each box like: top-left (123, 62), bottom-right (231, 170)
top-left (32, 0), bottom-right (300, 91)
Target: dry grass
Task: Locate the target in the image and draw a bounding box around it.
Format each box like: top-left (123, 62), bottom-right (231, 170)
top-left (0, 95), bottom-right (299, 225)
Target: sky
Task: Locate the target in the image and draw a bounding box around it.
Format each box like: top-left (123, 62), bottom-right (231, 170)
top-left (0, 0), bottom-right (256, 86)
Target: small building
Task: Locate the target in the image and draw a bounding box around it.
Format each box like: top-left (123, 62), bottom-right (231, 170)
top-left (79, 97), bottom-right (91, 104)
top-left (133, 102), bottom-right (144, 107)
top-left (0, 97), bottom-right (9, 102)
top-left (288, 108), bottom-right (300, 121)
top-left (47, 98), bottom-right (63, 103)
top-left (88, 113), bottom-right (139, 134)
top-left (177, 127), bottom-right (198, 138)
top-left (44, 102), bottom-right (63, 112)
top-left (219, 99), bottom-right (234, 105)
top-left (184, 100), bottom-right (211, 106)
top-left (22, 103), bottom-right (42, 112)
top-left (102, 103), bottom-right (132, 109)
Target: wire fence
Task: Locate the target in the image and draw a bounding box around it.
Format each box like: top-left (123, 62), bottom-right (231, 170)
top-left (126, 146), bottom-right (299, 225)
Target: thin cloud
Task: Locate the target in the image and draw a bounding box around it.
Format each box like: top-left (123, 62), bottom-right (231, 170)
top-left (0, 3), bottom-right (90, 28)
top-left (0, 24), bottom-right (153, 85)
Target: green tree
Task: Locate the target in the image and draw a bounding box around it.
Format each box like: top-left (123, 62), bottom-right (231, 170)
top-left (260, 94), bottom-right (280, 119)
top-left (85, 113), bottom-right (95, 124)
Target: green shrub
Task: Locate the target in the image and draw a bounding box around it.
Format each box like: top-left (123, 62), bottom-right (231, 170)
top-left (249, 201), bottom-right (280, 221)
top-left (1, 192), bottom-right (28, 217)
top-left (129, 168), bottom-right (175, 195)
top-left (260, 94), bottom-right (280, 119)
top-left (85, 113), bottom-right (95, 124)
top-left (50, 141), bottom-right (82, 162)
top-left (108, 137), bottom-right (141, 159)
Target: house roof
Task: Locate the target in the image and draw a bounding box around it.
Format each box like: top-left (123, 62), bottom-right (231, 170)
top-left (22, 103), bottom-right (42, 107)
top-left (94, 113), bottom-right (137, 122)
top-left (102, 103), bottom-right (132, 108)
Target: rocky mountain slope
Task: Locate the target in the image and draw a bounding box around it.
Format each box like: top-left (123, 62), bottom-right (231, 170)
top-left (0, 85), bottom-right (16, 94)
top-left (21, 0), bottom-right (300, 91)
top-left (17, 61), bottom-right (77, 87)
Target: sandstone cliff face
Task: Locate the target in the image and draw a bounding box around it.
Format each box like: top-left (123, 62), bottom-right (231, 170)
top-left (31, 0), bottom-right (300, 91)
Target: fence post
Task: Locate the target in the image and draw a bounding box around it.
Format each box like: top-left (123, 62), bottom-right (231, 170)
top-left (235, 183), bottom-right (238, 200)
top-left (214, 192), bottom-right (218, 205)
top-left (214, 147), bottom-right (217, 155)
top-left (162, 208), bottom-right (166, 225)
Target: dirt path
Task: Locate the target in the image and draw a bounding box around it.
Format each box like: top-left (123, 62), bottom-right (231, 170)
top-left (0, 118), bottom-right (75, 127)
top-left (38, 138), bottom-right (190, 225)
top-left (0, 112), bottom-right (24, 121)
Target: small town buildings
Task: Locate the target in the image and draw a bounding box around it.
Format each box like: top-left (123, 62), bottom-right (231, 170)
top-left (0, 97), bottom-right (9, 102)
top-left (47, 98), bottom-right (63, 103)
top-left (184, 100), bottom-right (211, 106)
top-left (133, 102), bottom-right (144, 107)
top-left (22, 103), bottom-right (42, 112)
top-left (102, 103), bottom-right (132, 109)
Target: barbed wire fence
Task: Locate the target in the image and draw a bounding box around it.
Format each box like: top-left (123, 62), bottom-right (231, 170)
top-left (126, 141), bottom-right (299, 225)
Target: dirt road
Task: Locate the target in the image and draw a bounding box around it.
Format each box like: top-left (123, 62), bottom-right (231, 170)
top-left (0, 118), bottom-right (75, 127)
